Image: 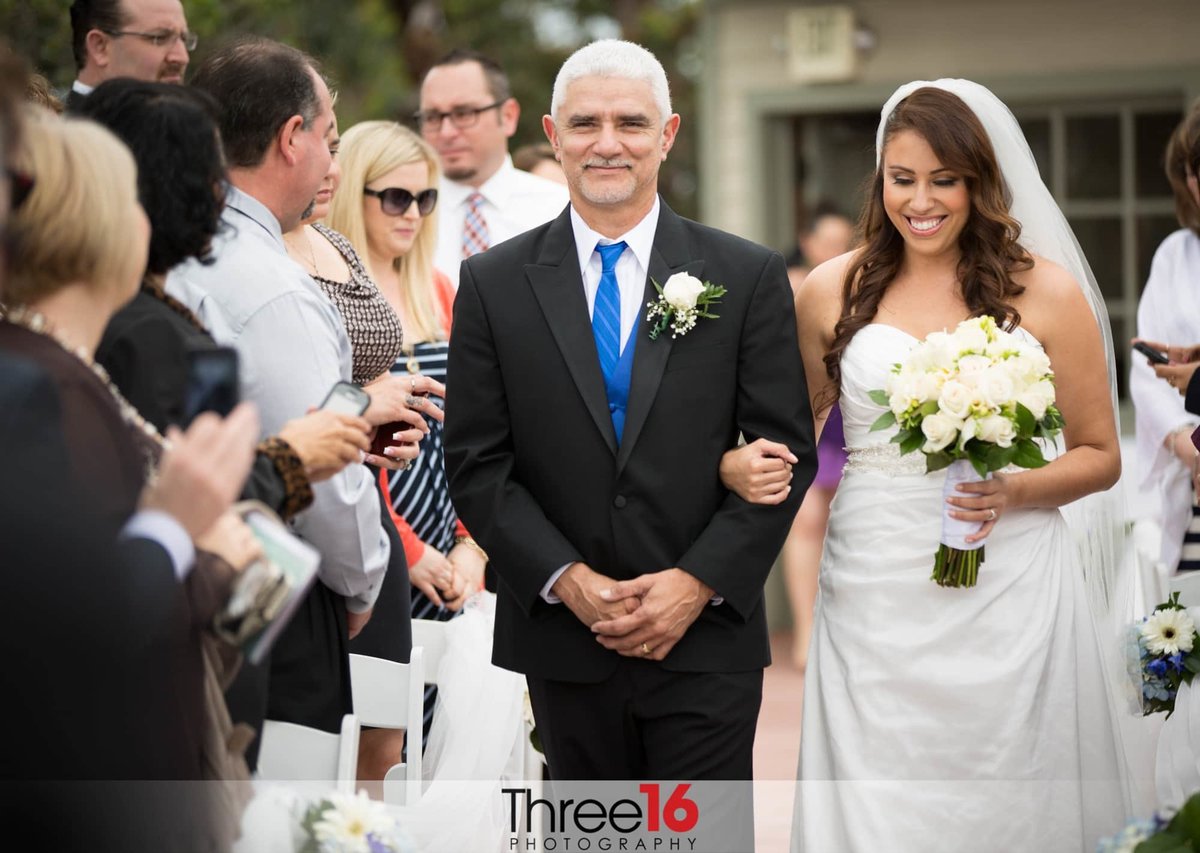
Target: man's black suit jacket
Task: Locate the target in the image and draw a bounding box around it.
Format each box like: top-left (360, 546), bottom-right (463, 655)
top-left (445, 200), bottom-right (816, 683)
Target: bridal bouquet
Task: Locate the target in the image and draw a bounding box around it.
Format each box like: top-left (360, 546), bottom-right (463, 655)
top-left (869, 315), bottom-right (1064, 587)
top-left (1134, 592), bottom-right (1200, 716)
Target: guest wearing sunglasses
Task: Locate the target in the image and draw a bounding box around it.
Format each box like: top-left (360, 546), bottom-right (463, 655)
top-left (326, 119), bottom-right (487, 754)
top-left (66, 0), bottom-right (195, 110)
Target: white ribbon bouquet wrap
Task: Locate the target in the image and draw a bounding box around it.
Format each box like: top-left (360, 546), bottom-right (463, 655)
top-left (870, 315), bottom-right (1064, 587)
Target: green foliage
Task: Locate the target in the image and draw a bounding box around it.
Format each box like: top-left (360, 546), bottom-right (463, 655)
top-left (2, 0), bottom-right (700, 214)
top-left (1135, 791), bottom-right (1200, 852)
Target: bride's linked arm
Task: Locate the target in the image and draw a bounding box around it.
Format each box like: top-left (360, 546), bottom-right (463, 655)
top-left (719, 255), bottom-right (845, 504)
top-left (948, 258), bottom-right (1122, 543)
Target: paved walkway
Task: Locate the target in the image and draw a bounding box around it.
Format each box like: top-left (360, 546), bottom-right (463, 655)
top-left (752, 631), bottom-right (805, 853)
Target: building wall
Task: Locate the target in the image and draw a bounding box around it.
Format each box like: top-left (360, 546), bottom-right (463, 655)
top-left (699, 0), bottom-right (1200, 240)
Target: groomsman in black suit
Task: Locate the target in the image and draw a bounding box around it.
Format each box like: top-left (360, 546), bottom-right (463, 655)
top-left (445, 39), bottom-right (815, 781)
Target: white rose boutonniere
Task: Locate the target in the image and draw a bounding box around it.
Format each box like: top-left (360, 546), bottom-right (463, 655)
top-left (645, 272), bottom-right (727, 340)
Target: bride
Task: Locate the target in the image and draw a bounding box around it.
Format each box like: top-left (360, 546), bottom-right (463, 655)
top-left (726, 80), bottom-right (1138, 851)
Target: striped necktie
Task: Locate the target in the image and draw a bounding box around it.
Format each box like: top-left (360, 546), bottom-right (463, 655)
top-left (462, 192), bottom-right (489, 258)
top-left (592, 241), bottom-right (627, 382)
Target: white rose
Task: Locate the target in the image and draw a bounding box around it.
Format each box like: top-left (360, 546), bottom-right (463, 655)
top-left (662, 272), bottom-right (705, 310)
top-left (912, 332), bottom-right (955, 372)
top-left (921, 412), bottom-right (961, 453)
top-left (1017, 379), bottom-right (1055, 420)
top-left (976, 367), bottom-right (1015, 410)
top-left (950, 355), bottom-right (988, 379)
top-left (914, 371), bottom-right (942, 403)
top-left (888, 372), bottom-right (918, 417)
top-left (975, 413), bottom-right (1016, 447)
top-left (938, 380), bottom-right (973, 420)
top-left (951, 320), bottom-right (989, 353)
top-left (1010, 350), bottom-right (1051, 386)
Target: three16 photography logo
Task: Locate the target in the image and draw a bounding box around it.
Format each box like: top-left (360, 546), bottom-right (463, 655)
top-left (502, 781), bottom-right (753, 853)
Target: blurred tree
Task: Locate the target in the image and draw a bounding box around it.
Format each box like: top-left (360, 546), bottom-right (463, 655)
top-left (0, 0), bottom-right (700, 214)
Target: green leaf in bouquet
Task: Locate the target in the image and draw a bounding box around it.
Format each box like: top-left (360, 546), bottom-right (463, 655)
top-left (898, 428), bottom-right (924, 455)
top-left (918, 400), bottom-right (940, 417)
top-left (925, 451), bottom-right (954, 473)
top-left (1014, 403), bottom-right (1036, 436)
top-left (1185, 654), bottom-right (1200, 676)
top-left (967, 447), bottom-right (990, 478)
top-left (1163, 790), bottom-right (1200, 845)
top-left (982, 442), bottom-right (1018, 471)
top-left (1134, 830), bottom-right (1192, 853)
top-left (869, 410), bottom-right (897, 432)
top-left (1011, 438), bottom-right (1048, 469)
top-left (868, 389), bottom-right (890, 406)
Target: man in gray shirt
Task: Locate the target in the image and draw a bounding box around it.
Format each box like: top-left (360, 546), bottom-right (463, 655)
top-left (169, 37), bottom-right (422, 756)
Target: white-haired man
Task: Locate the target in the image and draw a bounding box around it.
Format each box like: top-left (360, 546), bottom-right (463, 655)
top-left (445, 40), bottom-right (816, 783)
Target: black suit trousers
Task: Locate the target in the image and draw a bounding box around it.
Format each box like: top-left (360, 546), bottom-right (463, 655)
top-left (526, 660), bottom-right (762, 781)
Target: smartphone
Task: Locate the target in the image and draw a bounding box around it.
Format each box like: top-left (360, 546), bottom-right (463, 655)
top-left (320, 380), bottom-right (370, 416)
top-left (1133, 341), bottom-right (1170, 365)
top-left (182, 346), bottom-right (239, 427)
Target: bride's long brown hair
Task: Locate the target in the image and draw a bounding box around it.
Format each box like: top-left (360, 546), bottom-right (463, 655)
top-left (819, 88), bottom-right (1033, 413)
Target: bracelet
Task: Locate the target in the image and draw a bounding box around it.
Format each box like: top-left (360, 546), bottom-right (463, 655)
top-left (454, 535), bottom-right (489, 563)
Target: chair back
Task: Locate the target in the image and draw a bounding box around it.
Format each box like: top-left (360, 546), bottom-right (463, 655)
top-left (348, 649), bottom-right (425, 804)
top-left (410, 618), bottom-right (448, 685)
top-left (257, 713), bottom-right (359, 794)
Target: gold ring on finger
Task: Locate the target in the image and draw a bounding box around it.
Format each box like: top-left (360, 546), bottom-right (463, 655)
top-left (640, 642), bottom-right (651, 655)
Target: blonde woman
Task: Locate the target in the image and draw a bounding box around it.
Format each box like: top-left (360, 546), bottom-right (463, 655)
top-left (326, 120), bottom-right (486, 739)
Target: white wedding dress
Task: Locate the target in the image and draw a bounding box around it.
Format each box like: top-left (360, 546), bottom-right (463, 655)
top-left (791, 324), bottom-right (1129, 853)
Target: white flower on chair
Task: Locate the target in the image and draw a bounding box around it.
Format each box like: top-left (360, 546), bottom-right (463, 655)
top-left (302, 790), bottom-right (410, 853)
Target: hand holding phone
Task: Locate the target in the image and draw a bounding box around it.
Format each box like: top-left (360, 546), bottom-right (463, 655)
top-left (320, 380), bottom-right (371, 416)
top-left (182, 346), bottom-right (240, 427)
top-left (1133, 341), bottom-right (1170, 365)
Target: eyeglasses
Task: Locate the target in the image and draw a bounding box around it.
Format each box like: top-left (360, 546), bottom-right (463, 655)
top-left (6, 167), bottom-right (33, 211)
top-left (364, 187), bottom-right (438, 217)
top-left (102, 29), bottom-right (198, 51)
top-left (412, 101), bottom-right (505, 134)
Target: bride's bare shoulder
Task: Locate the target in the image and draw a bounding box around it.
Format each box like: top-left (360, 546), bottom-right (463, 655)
top-left (797, 249), bottom-right (860, 308)
top-left (1011, 254), bottom-right (1093, 334)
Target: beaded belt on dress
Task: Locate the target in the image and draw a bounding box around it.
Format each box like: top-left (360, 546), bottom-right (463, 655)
top-left (843, 444), bottom-right (927, 476)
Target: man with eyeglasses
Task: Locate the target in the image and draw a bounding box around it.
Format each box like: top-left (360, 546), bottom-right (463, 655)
top-left (418, 48), bottom-right (567, 289)
top-left (65, 0), bottom-right (193, 110)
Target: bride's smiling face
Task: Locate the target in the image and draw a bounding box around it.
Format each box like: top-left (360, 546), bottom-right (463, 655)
top-left (882, 129), bottom-right (971, 259)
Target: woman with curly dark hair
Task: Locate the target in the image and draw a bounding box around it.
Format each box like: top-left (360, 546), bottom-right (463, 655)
top-left (725, 82), bottom-right (1132, 850)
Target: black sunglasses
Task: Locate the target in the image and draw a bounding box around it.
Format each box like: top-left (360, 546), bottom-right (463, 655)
top-left (7, 167), bottom-right (33, 211)
top-left (363, 186), bottom-right (438, 217)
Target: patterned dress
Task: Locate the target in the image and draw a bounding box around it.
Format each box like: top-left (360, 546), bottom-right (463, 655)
top-left (309, 223), bottom-right (414, 669)
top-left (384, 338), bottom-right (457, 742)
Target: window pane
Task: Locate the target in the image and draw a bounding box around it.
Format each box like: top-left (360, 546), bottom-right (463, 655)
top-left (1138, 215), bottom-right (1184, 291)
top-left (1135, 111), bottom-right (1184, 199)
top-left (1019, 117), bottom-right (1052, 188)
top-left (1070, 217), bottom-right (1123, 298)
top-left (1066, 115), bottom-right (1120, 199)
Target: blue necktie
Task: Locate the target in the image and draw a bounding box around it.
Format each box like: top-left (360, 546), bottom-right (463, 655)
top-left (592, 241), bottom-right (627, 383)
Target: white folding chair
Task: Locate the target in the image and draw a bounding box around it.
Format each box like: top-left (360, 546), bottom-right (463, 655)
top-left (410, 618), bottom-right (447, 679)
top-left (412, 616), bottom-right (543, 843)
top-left (257, 713), bottom-right (359, 794)
top-left (348, 648), bottom-right (425, 805)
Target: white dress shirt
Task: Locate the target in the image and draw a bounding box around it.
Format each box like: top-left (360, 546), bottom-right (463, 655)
top-left (120, 510), bottom-right (195, 580)
top-left (434, 156), bottom-right (568, 287)
top-left (167, 186), bottom-right (389, 612)
top-left (541, 200), bottom-right (663, 603)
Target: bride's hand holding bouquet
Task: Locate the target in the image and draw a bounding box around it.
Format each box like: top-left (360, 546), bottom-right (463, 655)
top-left (869, 315), bottom-right (1064, 587)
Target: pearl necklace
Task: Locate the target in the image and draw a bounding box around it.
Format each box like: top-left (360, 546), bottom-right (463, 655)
top-left (2, 307), bottom-right (171, 467)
